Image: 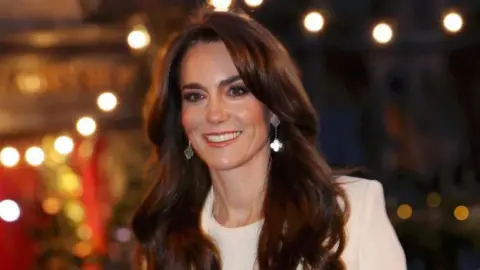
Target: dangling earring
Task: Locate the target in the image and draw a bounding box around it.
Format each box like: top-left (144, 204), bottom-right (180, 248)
top-left (184, 141), bottom-right (194, 160)
top-left (269, 117), bottom-right (283, 152)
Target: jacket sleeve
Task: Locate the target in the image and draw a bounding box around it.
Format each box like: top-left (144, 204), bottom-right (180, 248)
top-left (359, 180), bottom-right (407, 270)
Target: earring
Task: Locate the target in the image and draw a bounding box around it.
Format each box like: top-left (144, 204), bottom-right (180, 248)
top-left (184, 141), bottom-right (194, 160)
top-left (269, 117), bottom-right (283, 152)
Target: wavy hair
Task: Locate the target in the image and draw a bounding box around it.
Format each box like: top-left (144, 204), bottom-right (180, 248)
top-left (132, 8), bottom-right (348, 270)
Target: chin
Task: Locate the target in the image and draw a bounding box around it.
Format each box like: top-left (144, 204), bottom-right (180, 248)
top-left (203, 157), bottom-right (245, 172)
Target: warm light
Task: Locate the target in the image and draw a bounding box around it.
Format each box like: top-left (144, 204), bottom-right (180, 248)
top-left (0, 199), bottom-right (21, 222)
top-left (42, 197), bottom-right (61, 215)
top-left (54, 136), bottom-right (74, 155)
top-left (209, 0), bottom-right (232, 11)
top-left (443, 11), bottom-right (463, 33)
top-left (397, 204), bottom-right (412, 220)
top-left (25, 146), bottom-right (45, 166)
top-left (303, 11), bottom-right (325, 33)
top-left (127, 26), bottom-right (151, 50)
top-left (244, 0), bottom-right (262, 7)
top-left (58, 172), bottom-right (82, 196)
top-left (65, 201), bottom-right (86, 223)
top-left (426, 192), bottom-right (441, 207)
top-left (76, 117), bottom-right (97, 137)
top-left (454, 205), bottom-right (469, 221)
top-left (372, 22), bottom-right (393, 44)
top-left (0, 147), bottom-right (20, 167)
top-left (77, 224), bottom-right (93, 241)
top-left (73, 241), bottom-right (92, 258)
top-left (97, 92), bottom-right (118, 112)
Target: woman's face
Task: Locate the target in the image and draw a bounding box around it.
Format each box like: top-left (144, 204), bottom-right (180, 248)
top-left (179, 41), bottom-right (270, 171)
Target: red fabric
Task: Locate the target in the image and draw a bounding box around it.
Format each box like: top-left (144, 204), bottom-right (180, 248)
top-left (0, 165), bottom-right (39, 270)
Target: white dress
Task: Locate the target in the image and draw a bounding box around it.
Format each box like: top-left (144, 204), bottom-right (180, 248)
top-left (200, 176), bottom-right (407, 270)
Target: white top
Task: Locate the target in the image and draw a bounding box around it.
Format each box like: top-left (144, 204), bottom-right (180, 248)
top-left (201, 176), bottom-right (407, 270)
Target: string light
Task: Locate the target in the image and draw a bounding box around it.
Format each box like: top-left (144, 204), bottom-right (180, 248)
top-left (372, 22), bottom-right (393, 44)
top-left (97, 92), bottom-right (118, 112)
top-left (76, 117), bottom-right (97, 137)
top-left (0, 146), bottom-right (20, 168)
top-left (25, 146), bottom-right (45, 166)
top-left (443, 11), bottom-right (463, 33)
top-left (210, 0), bottom-right (232, 11)
top-left (127, 25), bottom-right (150, 50)
top-left (303, 11), bottom-right (325, 33)
top-left (0, 199), bottom-right (21, 222)
top-left (244, 0), bottom-right (263, 8)
top-left (54, 136), bottom-right (74, 155)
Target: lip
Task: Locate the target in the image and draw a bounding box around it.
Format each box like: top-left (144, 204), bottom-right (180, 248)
top-left (203, 131), bottom-right (242, 148)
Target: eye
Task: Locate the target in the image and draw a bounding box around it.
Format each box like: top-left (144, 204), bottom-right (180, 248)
top-left (228, 85), bottom-right (250, 97)
top-left (182, 92), bottom-right (205, 102)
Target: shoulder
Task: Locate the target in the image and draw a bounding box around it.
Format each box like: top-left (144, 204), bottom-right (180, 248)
top-left (335, 176), bottom-right (407, 269)
top-left (335, 175), bottom-right (387, 228)
top-left (336, 175), bottom-right (384, 206)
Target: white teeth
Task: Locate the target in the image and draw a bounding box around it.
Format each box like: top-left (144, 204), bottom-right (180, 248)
top-left (205, 132), bottom-right (241, 143)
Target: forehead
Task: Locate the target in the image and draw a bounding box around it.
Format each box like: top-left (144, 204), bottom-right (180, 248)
top-left (179, 41), bottom-right (239, 86)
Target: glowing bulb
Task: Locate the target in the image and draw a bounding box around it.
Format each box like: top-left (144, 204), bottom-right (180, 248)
top-left (443, 12), bottom-right (463, 33)
top-left (76, 117), bottom-right (97, 137)
top-left (454, 205), bottom-right (469, 221)
top-left (54, 136), bottom-right (74, 155)
top-left (372, 22), bottom-right (393, 44)
top-left (209, 0), bottom-right (232, 11)
top-left (397, 204), bottom-right (412, 220)
top-left (127, 27), bottom-right (150, 50)
top-left (0, 147), bottom-right (20, 167)
top-left (303, 11), bottom-right (325, 33)
top-left (0, 199), bottom-right (21, 222)
top-left (244, 0), bottom-right (262, 7)
top-left (97, 92), bottom-right (118, 112)
top-left (25, 146), bottom-right (45, 166)
top-left (42, 197), bottom-right (61, 215)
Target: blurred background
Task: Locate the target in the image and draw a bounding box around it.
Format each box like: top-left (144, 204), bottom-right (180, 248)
top-left (0, 0), bottom-right (479, 269)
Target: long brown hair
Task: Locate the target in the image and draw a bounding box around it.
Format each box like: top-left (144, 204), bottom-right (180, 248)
top-left (132, 8), bottom-right (348, 270)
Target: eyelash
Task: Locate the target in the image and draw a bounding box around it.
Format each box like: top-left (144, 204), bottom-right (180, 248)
top-left (182, 86), bottom-right (250, 103)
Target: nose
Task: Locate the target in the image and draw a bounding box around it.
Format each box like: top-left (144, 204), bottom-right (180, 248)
top-left (206, 96), bottom-right (229, 124)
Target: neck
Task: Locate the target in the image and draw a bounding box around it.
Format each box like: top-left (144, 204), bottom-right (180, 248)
top-left (209, 145), bottom-right (270, 228)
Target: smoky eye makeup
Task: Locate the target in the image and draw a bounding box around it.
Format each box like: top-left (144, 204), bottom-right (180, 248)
top-left (227, 84), bottom-right (250, 97)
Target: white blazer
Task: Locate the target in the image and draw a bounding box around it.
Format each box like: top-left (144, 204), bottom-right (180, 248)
top-left (200, 176), bottom-right (407, 270)
top-left (338, 176), bottom-right (407, 270)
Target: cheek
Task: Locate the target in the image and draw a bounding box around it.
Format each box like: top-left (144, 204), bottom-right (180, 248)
top-left (181, 107), bottom-right (199, 133)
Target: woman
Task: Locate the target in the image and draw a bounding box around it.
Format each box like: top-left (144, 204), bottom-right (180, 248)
top-left (132, 8), bottom-right (406, 270)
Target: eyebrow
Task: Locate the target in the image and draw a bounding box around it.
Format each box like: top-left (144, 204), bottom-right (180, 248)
top-left (181, 75), bottom-right (242, 91)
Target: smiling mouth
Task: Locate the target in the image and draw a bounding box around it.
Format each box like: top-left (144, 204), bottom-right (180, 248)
top-left (204, 131), bottom-right (242, 146)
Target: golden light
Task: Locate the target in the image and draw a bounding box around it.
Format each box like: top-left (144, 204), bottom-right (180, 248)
top-left (372, 22), bottom-right (393, 44)
top-left (443, 11), bottom-right (463, 33)
top-left (426, 192), bottom-right (441, 207)
top-left (58, 171), bottom-right (83, 197)
top-left (303, 11), bottom-right (325, 33)
top-left (42, 197), bottom-right (61, 215)
top-left (454, 205), bottom-right (469, 221)
top-left (244, 0), bottom-right (263, 8)
top-left (54, 136), bottom-right (74, 155)
top-left (397, 204), bottom-right (412, 220)
top-left (77, 224), bottom-right (93, 241)
top-left (209, 0), bottom-right (232, 11)
top-left (97, 92), bottom-right (118, 112)
top-left (0, 147), bottom-right (20, 167)
top-left (65, 201), bottom-right (86, 223)
top-left (127, 26), bottom-right (151, 50)
top-left (76, 117), bottom-right (97, 137)
top-left (73, 241), bottom-right (92, 258)
top-left (25, 146), bottom-right (45, 166)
